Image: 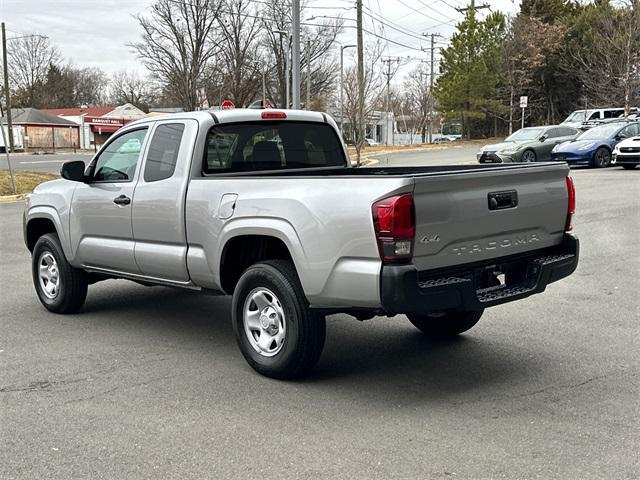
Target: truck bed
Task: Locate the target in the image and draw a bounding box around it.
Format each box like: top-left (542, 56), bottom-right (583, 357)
top-left (206, 162), bottom-right (561, 177)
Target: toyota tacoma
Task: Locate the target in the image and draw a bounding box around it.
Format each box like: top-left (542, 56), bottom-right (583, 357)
top-left (24, 109), bottom-right (579, 379)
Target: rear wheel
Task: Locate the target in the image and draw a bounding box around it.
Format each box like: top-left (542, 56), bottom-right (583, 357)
top-left (232, 260), bottom-right (326, 379)
top-left (407, 310), bottom-right (484, 336)
top-left (593, 147), bottom-right (611, 168)
top-left (622, 164), bottom-right (637, 170)
top-left (32, 233), bottom-right (88, 314)
top-left (521, 149), bottom-right (536, 163)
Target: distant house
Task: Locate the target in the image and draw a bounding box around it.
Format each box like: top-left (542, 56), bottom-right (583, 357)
top-left (1, 108), bottom-right (80, 152)
top-left (42, 103), bottom-right (146, 150)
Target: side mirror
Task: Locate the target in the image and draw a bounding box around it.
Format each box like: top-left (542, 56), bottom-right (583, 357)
top-left (60, 161), bottom-right (87, 182)
top-left (539, 135), bottom-right (547, 142)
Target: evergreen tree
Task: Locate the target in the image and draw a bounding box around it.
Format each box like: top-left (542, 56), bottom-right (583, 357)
top-left (434, 10), bottom-right (506, 138)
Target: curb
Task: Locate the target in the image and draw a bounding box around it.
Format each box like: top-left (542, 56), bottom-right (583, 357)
top-left (0, 193), bottom-right (28, 203)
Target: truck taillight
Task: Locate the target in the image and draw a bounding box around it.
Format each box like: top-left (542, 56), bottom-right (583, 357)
top-left (565, 176), bottom-right (576, 232)
top-left (372, 193), bottom-right (415, 263)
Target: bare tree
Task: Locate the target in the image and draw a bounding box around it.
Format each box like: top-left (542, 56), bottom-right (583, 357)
top-left (7, 35), bottom-right (60, 107)
top-left (259, 0), bottom-right (343, 108)
top-left (403, 65), bottom-right (431, 142)
top-left (342, 41), bottom-right (385, 165)
top-left (130, 0), bottom-right (222, 111)
top-left (573, 0), bottom-right (640, 116)
top-left (72, 67), bottom-right (109, 106)
top-left (214, 0), bottom-right (262, 107)
top-left (110, 71), bottom-right (156, 111)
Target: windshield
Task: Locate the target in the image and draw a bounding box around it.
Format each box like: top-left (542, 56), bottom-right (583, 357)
top-left (577, 124), bottom-right (621, 141)
top-left (203, 121), bottom-right (347, 174)
top-left (563, 111), bottom-right (588, 123)
top-left (505, 128), bottom-right (545, 142)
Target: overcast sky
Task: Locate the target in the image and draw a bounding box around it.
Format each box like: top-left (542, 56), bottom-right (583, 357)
top-left (1, 0), bottom-right (520, 84)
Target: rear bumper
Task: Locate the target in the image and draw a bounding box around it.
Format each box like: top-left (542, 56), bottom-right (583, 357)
top-left (380, 234), bottom-right (579, 315)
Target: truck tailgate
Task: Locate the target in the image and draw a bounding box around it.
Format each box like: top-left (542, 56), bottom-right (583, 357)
top-left (411, 164), bottom-right (570, 271)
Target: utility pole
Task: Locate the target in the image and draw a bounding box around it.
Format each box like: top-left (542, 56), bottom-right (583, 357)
top-left (306, 39), bottom-right (311, 109)
top-left (425, 33), bottom-right (441, 144)
top-left (382, 57), bottom-right (400, 145)
top-left (356, 0), bottom-right (364, 165)
top-left (1, 23), bottom-right (14, 152)
top-left (455, 0), bottom-right (491, 14)
top-left (418, 65), bottom-right (429, 143)
top-left (291, 0), bottom-right (301, 109)
top-left (0, 103), bottom-right (16, 194)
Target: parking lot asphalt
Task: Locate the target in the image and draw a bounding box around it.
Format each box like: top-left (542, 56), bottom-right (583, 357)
top-left (1, 164), bottom-right (639, 479)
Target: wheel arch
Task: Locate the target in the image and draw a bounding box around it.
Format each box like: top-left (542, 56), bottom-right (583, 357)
top-left (25, 207), bottom-right (68, 255)
top-left (217, 219), bottom-right (307, 295)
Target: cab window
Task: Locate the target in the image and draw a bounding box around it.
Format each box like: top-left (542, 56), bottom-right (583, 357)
top-left (144, 123), bottom-right (185, 182)
top-left (203, 121), bottom-right (346, 174)
top-left (92, 128), bottom-right (148, 182)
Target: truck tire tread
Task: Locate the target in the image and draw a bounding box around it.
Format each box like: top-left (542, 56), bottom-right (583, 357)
top-left (232, 259), bottom-right (326, 379)
top-left (32, 233), bottom-right (88, 314)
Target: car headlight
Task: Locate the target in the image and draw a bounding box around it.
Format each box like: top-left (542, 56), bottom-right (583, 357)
top-left (499, 148), bottom-right (518, 155)
top-left (577, 142), bottom-right (595, 151)
top-left (551, 145), bottom-right (559, 153)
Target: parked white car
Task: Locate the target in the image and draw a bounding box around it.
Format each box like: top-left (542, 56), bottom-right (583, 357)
top-left (612, 135), bottom-right (640, 169)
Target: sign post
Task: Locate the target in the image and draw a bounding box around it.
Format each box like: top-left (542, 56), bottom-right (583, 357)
top-left (520, 96), bottom-right (528, 129)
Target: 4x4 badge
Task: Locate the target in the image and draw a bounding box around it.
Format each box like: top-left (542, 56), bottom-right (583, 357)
top-left (420, 234), bottom-right (440, 244)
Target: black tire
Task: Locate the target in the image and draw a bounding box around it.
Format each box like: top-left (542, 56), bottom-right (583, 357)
top-left (407, 310), bottom-right (484, 336)
top-left (521, 149), bottom-right (536, 163)
top-left (622, 164), bottom-right (638, 170)
top-left (232, 260), bottom-right (326, 379)
top-left (592, 147), bottom-right (611, 168)
top-left (32, 233), bottom-right (88, 314)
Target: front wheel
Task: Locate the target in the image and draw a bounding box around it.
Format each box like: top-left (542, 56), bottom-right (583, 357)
top-left (593, 147), bottom-right (611, 168)
top-left (232, 260), bottom-right (326, 379)
top-left (32, 233), bottom-right (88, 313)
top-left (407, 310), bottom-right (484, 336)
top-left (521, 149), bottom-right (536, 163)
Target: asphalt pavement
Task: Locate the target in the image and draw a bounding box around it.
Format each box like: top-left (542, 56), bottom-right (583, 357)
top-left (1, 158), bottom-right (639, 479)
top-left (2, 153), bottom-right (93, 174)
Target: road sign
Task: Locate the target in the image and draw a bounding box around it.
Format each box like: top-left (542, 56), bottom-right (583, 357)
top-left (520, 96), bottom-right (528, 108)
top-left (221, 100), bottom-right (235, 110)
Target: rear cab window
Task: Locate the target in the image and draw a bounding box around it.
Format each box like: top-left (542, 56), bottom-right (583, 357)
top-left (203, 121), bottom-right (347, 174)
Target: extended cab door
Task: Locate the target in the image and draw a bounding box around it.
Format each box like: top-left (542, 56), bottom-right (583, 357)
top-left (131, 119), bottom-right (198, 282)
top-left (69, 127), bottom-right (149, 273)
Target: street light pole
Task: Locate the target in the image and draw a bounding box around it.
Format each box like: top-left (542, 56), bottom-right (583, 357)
top-left (291, 0), bottom-right (301, 109)
top-left (340, 44), bottom-right (356, 139)
top-left (1, 22), bottom-right (14, 152)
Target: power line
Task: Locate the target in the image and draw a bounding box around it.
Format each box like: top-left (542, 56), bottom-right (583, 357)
top-left (397, 0), bottom-right (458, 24)
top-left (414, 0), bottom-right (460, 23)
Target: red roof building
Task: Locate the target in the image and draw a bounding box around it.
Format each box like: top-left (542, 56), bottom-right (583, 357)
top-left (41, 103), bottom-right (146, 150)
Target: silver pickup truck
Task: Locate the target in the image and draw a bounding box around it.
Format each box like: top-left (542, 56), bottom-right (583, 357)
top-left (24, 109), bottom-right (579, 379)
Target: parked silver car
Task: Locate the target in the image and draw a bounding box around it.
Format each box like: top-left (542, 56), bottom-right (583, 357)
top-left (478, 126), bottom-right (579, 163)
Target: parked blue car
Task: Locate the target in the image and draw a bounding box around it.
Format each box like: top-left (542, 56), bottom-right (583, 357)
top-left (551, 121), bottom-right (640, 167)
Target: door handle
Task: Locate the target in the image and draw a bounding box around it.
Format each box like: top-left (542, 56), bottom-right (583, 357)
top-left (113, 195), bottom-right (131, 206)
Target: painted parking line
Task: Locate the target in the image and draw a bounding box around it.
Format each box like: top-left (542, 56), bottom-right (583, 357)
top-left (17, 160), bottom-right (70, 164)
